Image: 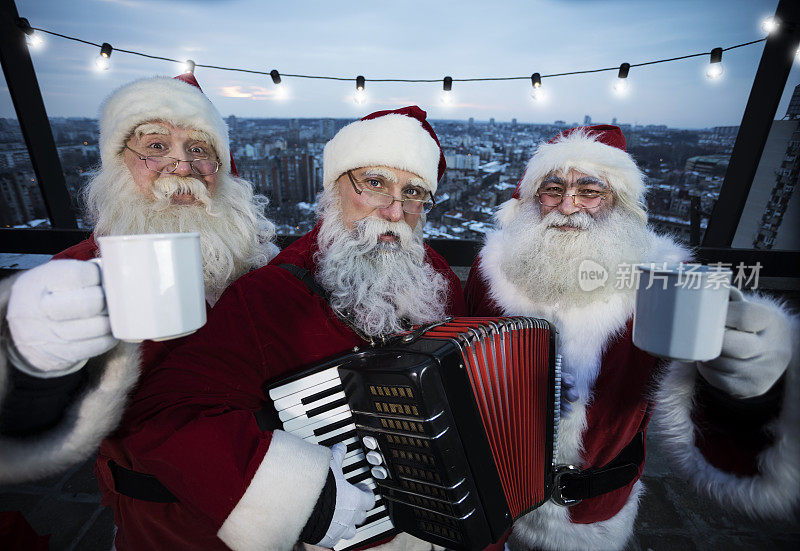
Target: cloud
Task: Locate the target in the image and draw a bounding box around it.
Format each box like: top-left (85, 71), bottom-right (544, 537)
top-left (219, 85), bottom-right (281, 100)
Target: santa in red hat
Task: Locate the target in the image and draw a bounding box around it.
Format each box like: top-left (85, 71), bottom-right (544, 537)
top-left (466, 125), bottom-right (798, 550)
top-left (93, 105), bottom-right (465, 551)
top-left (0, 74), bottom-right (277, 482)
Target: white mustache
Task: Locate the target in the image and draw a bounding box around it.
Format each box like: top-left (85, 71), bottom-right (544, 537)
top-left (351, 217), bottom-right (415, 253)
top-left (151, 175), bottom-right (213, 211)
top-left (543, 210), bottom-right (594, 230)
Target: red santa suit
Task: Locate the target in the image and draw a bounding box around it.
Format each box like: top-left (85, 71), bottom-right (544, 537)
top-left (0, 73), bottom-right (273, 484)
top-left (465, 125), bottom-right (799, 550)
top-left (94, 222), bottom-right (467, 550)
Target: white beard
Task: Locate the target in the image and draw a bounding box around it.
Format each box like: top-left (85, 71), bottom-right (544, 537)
top-left (83, 159), bottom-right (277, 304)
top-left (315, 190), bottom-right (449, 339)
top-left (499, 201), bottom-right (651, 309)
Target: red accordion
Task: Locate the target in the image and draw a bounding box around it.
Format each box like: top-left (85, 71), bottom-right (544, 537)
top-left (267, 316), bottom-right (560, 550)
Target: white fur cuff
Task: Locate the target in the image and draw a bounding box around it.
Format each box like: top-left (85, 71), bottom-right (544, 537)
top-left (217, 430), bottom-right (332, 551)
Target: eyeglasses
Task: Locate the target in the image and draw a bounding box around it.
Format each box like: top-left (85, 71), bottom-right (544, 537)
top-left (534, 188), bottom-right (609, 210)
top-left (347, 170), bottom-right (436, 214)
top-left (124, 145), bottom-right (220, 176)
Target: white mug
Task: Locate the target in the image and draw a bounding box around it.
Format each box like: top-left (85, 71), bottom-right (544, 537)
top-left (91, 233), bottom-right (206, 343)
top-left (633, 263), bottom-right (744, 362)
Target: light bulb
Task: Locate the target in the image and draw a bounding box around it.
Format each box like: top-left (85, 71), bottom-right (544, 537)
top-left (354, 90), bottom-right (366, 104)
top-left (95, 55), bottom-right (110, 70)
top-left (761, 17), bottom-right (779, 34)
top-left (26, 32), bottom-right (43, 49)
top-left (706, 63), bottom-right (724, 79)
top-left (614, 79), bottom-right (628, 94)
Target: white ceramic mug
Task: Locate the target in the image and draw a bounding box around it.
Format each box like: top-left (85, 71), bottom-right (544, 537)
top-left (91, 233), bottom-right (206, 343)
top-left (633, 263), bottom-right (744, 361)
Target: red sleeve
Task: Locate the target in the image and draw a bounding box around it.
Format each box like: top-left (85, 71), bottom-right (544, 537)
top-left (691, 375), bottom-right (783, 475)
top-left (465, 255), bottom-right (504, 316)
top-left (51, 236), bottom-right (98, 260)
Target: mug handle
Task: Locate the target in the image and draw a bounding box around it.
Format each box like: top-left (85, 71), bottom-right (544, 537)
top-left (87, 258), bottom-right (108, 315)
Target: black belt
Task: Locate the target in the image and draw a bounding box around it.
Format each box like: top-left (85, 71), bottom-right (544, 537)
top-left (552, 431), bottom-right (645, 505)
top-left (107, 431), bottom-right (645, 505)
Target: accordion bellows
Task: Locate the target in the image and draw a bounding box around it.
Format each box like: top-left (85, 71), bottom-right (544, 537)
top-left (268, 317), bottom-right (560, 550)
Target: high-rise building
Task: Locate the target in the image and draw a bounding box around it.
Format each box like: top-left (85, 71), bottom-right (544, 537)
top-left (584, 115), bottom-right (592, 125)
top-left (612, 117), bottom-right (618, 125)
top-left (733, 84), bottom-right (800, 250)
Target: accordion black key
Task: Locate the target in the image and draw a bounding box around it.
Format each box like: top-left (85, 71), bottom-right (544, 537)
top-left (267, 316), bottom-right (560, 550)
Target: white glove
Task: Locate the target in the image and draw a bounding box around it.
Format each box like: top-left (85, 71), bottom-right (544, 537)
top-left (697, 298), bottom-right (792, 399)
top-left (315, 443), bottom-right (376, 548)
top-left (6, 259), bottom-right (117, 374)
top-left (561, 372), bottom-right (579, 415)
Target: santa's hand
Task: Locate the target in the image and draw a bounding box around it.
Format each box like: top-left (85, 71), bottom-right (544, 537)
top-left (561, 372), bottom-right (579, 415)
top-left (697, 298), bottom-right (792, 399)
top-left (6, 260), bottom-right (118, 374)
top-left (315, 443), bottom-right (376, 548)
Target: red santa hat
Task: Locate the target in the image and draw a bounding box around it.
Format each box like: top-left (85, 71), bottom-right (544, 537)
top-left (507, 125), bottom-right (645, 214)
top-left (322, 106), bottom-right (446, 196)
top-left (99, 74), bottom-right (235, 175)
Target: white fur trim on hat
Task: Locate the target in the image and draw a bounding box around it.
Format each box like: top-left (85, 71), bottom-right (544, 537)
top-left (322, 113), bottom-right (441, 195)
top-left (99, 77), bottom-right (230, 173)
top-left (516, 129), bottom-right (645, 207)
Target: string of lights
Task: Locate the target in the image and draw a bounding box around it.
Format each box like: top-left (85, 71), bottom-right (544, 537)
top-left (15, 16), bottom-right (781, 104)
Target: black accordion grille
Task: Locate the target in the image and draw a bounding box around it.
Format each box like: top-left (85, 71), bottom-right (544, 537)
top-left (378, 418), bottom-right (425, 433)
top-left (373, 401), bottom-right (420, 416)
top-left (389, 447), bottom-right (436, 467)
top-left (398, 478), bottom-right (449, 500)
top-left (385, 434), bottom-right (431, 449)
top-left (402, 493), bottom-right (455, 516)
top-left (368, 384), bottom-right (416, 400)
top-left (395, 463), bottom-right (442, 484)
top-left (413, 509), bottom-right (463, 543)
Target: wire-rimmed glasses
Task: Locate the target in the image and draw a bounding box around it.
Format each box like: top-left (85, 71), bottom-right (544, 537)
top-left (124, 145), bottom-right (220, 176)
top-left (534, 189), bottom-right (609, 210)
top-left (347, 170), bottom-right (435, 214)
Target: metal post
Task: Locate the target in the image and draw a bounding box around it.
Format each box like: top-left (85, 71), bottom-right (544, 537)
top-left (703, 0), bottom-right (800, 246)
top-left (0, 0), bottom-right (78, 228)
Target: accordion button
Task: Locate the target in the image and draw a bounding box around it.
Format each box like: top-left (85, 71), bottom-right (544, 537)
top-left (371, 466), bottom-right (388, 480)
top-left (362, 436), bottom-right (378, 450)
top-left (366, 451), bottom-right (383, 465)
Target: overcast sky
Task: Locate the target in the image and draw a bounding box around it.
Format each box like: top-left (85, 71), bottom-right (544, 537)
top-left (2, 0), bottom-right (798, 128)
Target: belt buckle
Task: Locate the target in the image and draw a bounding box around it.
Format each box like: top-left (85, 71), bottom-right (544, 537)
top-left (552, 464), bottom-right (583, 506)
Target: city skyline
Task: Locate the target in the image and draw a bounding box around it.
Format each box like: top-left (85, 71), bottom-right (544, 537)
top-left (2, 0), bottom-right (798, 128)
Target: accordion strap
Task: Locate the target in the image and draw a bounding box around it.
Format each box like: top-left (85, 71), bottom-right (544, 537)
top-left (278, 263), bottom-right (331, 302)
top-left (554, 431), bottom-right (645, 505)
top-left (277, 263), bottom-right (409, 347)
